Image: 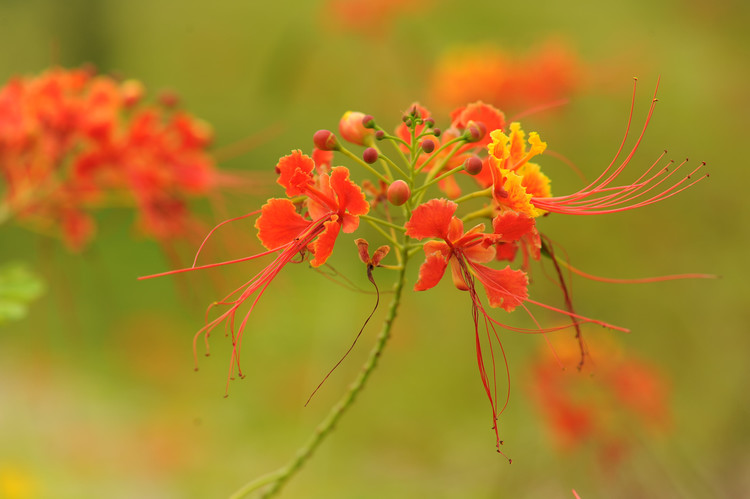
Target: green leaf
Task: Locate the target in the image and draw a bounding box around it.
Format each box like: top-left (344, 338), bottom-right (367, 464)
top-left (0, 262), bottom-right (45, 324)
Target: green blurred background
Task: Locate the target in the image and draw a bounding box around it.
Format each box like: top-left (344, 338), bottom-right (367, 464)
top-left (1, 0), bottom-right (748, 497)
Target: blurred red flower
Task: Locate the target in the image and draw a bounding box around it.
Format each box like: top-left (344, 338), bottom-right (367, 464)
top-left (0, 66), bottom-right (217, 250)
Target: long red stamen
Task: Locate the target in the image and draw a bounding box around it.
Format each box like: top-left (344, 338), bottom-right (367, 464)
top-left (192, 209), bottom-right (261, 267)
top-left (138, 247), bottom-right (285, 280)
top-left (532, 78), bottom-right (709, 215)
top-left (459, 257), bottom-right (511, 461)
top-left (559, 260), bottom-right (716, 284)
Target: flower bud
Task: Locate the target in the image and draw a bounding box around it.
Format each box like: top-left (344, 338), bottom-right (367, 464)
top-left (339, 111), bottom-right (374, 145)
top-left (387, 180), bottom-right (411, 206)
top-left (465, 121), bottom-right (487, 142)
top-left (464, 156), bottom-right (483, 175)
top-left (433, 127), bottom-right (442, 137)
top-left (361, 114), bottom-right (375, 129)
top-left (466, 125), bottom-right (482, 142)
top-left (363, 147), bottom-right (378, 164)
top-left (313, 129), bottom-right (339, 151)
top-left (421, 139), bottom-right (435, 153)
top-left (424, 117), bottom-right (435, 128)
top-left (375, 130), bottom-right (385, 140)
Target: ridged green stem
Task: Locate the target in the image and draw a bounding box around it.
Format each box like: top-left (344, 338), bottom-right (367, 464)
top-left (229, 248), bottom-right (410, 499)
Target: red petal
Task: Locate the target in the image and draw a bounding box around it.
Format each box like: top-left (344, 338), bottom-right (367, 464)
top-left (471, 263), bottom-right (529, 312)
top-left (450, 101), bottom-right (506, 147)
top-left (446, 217), bottom-right (465, 242)
top-left (255, 198), bottom-right (311, 250)
top-left (330, 166), bottom-right (369, 216)
top-left (355, 238), bottom-right (370, 264)
top-left (312, 148), bottom-right (333, 173)
top-left (307, 172), bottom-right (334, 221)
top-left (405, 198), bottom-right (457, 240)
top-left (463, 242), bottom-right (496, 263)
top-left (276, 150), bottom-right (314, 196)
top-left (414, 253), bottom-right (449, 291)
top-left (492, 211), bottom-right (536, 242)
top-left (450, 258), bottom-right (469, 291)
top-left (371, 245), bottom-right (390, 267)
top-left (309, 217), bottom-right (341, 267)
top-left (495, 242), bottom-right (519, 262)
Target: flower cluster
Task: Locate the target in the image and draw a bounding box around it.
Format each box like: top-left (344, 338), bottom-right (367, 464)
top-left (530, 336), bottom-right (671, 467)
top-left (0, 66), bottom-right (217, 250)
top-left (320, 0), bottom-right (426, 38)
top-left (430, 41), bottom-right (582, 114)
top-left (143, 82), bottom-right (707, 456)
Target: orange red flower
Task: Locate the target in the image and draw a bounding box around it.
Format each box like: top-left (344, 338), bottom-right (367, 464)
top-left (141, 88), bottom-right (708, 457)
top-left (530, 337), bottom-right (671, 467)
top-left (430, 41), bottom-right (583, 113)
top-left (262, 150), bottom-right (369, 267)
top-left (0, 66), bottom-right (217, 250)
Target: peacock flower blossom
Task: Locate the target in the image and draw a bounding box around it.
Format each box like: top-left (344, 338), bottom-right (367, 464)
top-left (0, 66), bottom-right (219, 250)
top-left (429, 41), bottom-right (582, 113)
top-left (264, 150), bottom-right (369, 267)
top-left (406, 198), bottom-right (528, 455)
top-left (320, 0), bottom-right (426, 38)
top-left (406, 198), bottom-right (528, 311)
top-left (486, 123), bottom-right (551, 218)
top-left (142, 149), bottom-right (370, 389)
top-left (141, 86), bottom-right (709, 475)
top-left (531, 337), bottom-right (671, 468)
top-left (491, 210), bottom-right (541, 270)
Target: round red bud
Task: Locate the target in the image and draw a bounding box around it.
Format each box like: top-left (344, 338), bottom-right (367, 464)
top-left (466, 125), bottom-right (482, 142)
top-left (375, 130), bottom-right (385, 140)
top-left (313, 129), bottom-right (339, 151)
top-left (424, 117), bottom-right (435, 128)
top-left (361, 114), bottom-right (375, 129)
top-left (464, 156), bottom-right (483, 175)
top-left (363, 147), bottom-right (378, 164)
top-left (387, 180), bottom-right (411, 206)
top-left (433, 127), bottom-right (442, 137)
top-left (421, 139), bottom-right (435, 153)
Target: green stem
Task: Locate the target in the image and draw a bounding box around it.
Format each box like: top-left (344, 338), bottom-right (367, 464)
top-left (364, 218), bottom-right (403, 249)
top-left (338, 146), bottom-right (390, 184)
top-left (462, 206), bottom-right (494, 222)
top-left (359, 214), bottom-right (406, 232)
top-left (414, 136), bottom-right (466, 175)
top-left (374, 149), bottom-right (408, 179)
top-left (411, 164), bottom-right (466, 196)
top-left (454, 187), bottom-right (492, 204)
top-left (230, 249), bottom-right (410, 499)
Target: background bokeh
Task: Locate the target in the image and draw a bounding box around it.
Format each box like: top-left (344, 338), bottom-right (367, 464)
top-left (1, 0), bottom-right (748, 497)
